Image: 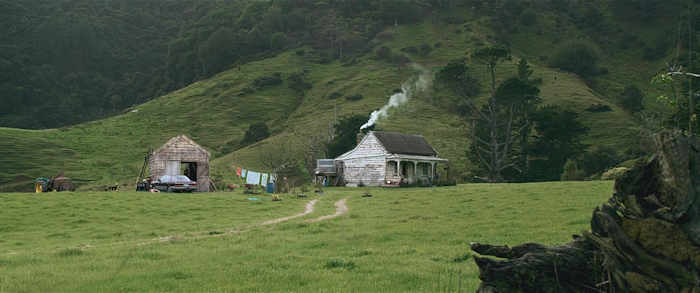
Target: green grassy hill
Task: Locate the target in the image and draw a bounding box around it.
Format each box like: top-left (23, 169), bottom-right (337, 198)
top-left (0, 7), bottom-right (665, 191)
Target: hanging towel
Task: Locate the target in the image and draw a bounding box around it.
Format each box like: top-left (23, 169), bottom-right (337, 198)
top-left (242, 169), bottom-right (247, 178)
top-left (236, 167), bottom-right (242, 177)
top-left (269, 174), bottom-right (277, 183)
top-left (260, 173), bottom-right (268, 186)
top-left (246, 171), bottom-right (260, 185)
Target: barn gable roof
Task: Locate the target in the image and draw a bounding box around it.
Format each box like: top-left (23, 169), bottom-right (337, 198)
top-left (154, 135), bottom-right (211, 158)
top-left (373, 131), bottom-right (437, 156)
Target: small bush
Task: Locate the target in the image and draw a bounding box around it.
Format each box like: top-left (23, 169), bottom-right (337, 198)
top-left (58, 248), bottom-right (84, 257)
top-left (345, 94), bottom-right (364, 101)
top-left (376, 46), bottom-right (392, 61)
top-left (401, 46), bottom-right (418, 54)
top-left (585, 104), bottom-right (612, 112)
top-left (619, 85), bottom-right (644, 113)
top-left (295, 49), bottom-right (305, 56)
top-left (325, 259), bottom-right (356, 270)
top-left (238, 87), bottom-right (255, 96)
top-left (240, 122), bottom-right (270, 146)
top-left (560, 159), bottom-right (585, 181)
top-left (549, 41), bottom-right (600, 78)
top-left (434, 42), bottom-right (442, 48)
top-left (287, 72), bottom-right (312, 94)
top-left (269, 32), bottom-right (286, 50)
top-left (327, 92), bottom-right (343, 100)
top-left (451, 253), bottom-right (471, 263)
top-left (252, 72), bottom-right (282, 89)
top-left (419, 43), bottom-right (432, 56)
top-left (166, 272), bottom-right (192, 280)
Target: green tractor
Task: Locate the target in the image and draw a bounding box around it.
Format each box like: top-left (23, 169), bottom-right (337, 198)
top-left (34, 172), bottom-right (74, 193)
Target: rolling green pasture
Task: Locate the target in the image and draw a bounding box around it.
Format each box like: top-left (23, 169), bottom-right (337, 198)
top-left (0, 181), bottom-right (612, 292)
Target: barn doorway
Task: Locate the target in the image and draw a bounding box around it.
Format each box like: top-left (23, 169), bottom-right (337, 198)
top-left (181, 162), bottom-right (197, 182)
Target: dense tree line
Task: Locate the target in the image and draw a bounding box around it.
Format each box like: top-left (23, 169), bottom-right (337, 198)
top-left (0, 0), bottom-right (211, 128)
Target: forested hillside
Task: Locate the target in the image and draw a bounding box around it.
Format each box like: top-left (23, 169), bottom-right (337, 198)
top-left (4, 0), bottom-right (695, 129)
top-left (1, 0), bottom-right (435, 128)
top-left (0, 0), bottom-right (698, 190)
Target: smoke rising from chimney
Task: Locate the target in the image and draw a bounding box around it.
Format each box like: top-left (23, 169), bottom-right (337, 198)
top-left (360, 64), bottom-right (431, 130)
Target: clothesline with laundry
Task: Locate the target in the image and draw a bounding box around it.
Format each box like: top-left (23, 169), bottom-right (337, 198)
top-left (235, 167), bottom-right (277, 186)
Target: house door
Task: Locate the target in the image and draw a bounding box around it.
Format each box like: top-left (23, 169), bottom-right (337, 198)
top-left (401, 162), bottom-right (414, 183)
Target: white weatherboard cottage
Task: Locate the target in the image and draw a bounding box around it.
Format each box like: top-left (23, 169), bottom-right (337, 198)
top-left (335, 131), bottom-right (447, 187)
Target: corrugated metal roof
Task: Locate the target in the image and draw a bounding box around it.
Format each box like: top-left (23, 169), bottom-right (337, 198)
top-left (372, 131), bottom-right (437, 156)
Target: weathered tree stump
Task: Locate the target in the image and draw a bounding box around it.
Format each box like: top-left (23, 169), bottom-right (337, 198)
top-left (471, 131), bottom-right (700, 292)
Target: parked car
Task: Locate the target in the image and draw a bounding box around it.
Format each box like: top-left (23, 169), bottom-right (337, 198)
top-left (152, 175), bottom-right (197, 193)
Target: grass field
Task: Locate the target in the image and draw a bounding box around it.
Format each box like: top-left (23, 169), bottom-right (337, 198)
top-left (0, 181), bottom-right (612, 292)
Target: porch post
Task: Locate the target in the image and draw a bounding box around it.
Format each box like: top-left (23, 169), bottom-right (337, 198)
top-left (412, 161), bottom-right (417, 179)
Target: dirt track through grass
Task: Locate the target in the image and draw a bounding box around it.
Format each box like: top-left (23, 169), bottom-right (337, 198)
top-left (109, 199), bottom-right (324, 249)
top-left (306, 198), bottom-right (348, 223)
top-left (135, 199), bottom-right (323, 246)
top-left (2, 198), bottom-right (324, 256)
top-left (262, 199), bottom-right (318, 225)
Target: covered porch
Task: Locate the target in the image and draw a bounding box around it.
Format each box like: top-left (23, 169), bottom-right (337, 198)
top-left (384, 155), bottom-right (448, 187)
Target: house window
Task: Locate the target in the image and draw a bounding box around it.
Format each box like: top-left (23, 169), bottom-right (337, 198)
top-left (417, 163), bottom-right (431, 176)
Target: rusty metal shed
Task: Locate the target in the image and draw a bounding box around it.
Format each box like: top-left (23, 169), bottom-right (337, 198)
top-left (149, 135), bottom-right (210, 192)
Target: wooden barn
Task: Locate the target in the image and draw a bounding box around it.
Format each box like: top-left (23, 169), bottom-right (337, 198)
top-left (149, 135), bottom-right (211, 192)
top-left (333, 131), bottom-right (447, 187)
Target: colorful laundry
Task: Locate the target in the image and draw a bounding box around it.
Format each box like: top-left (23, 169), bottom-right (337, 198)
top-left (260, 173), bottom-right (268, 186)
top-left (246, 171), bottom-right (260, 185)
top-left (236, 167), bottom-right (242, 176)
